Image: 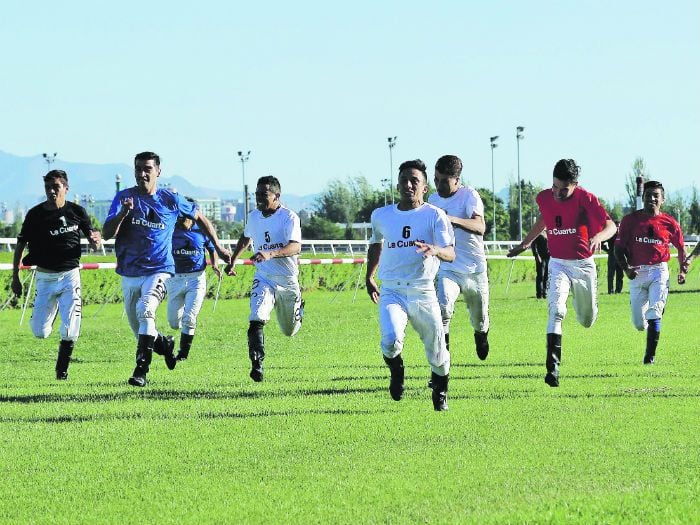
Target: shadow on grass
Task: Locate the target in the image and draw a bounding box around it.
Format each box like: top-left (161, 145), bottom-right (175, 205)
top-left (0, 407), bottom-right (383, 425)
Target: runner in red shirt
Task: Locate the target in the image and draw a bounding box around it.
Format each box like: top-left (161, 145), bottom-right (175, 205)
top-left (614, 180), bottom-right (687, 364)
top-left (508, 159), bottom-right (616, 386)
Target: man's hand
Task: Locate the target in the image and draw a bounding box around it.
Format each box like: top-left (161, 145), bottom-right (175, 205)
top-left (211, 264), bottom-right (222, 280)
top-left (121, 197), bottom-right (134, 214)
top-left (507, 243), bottom-right (527, 258)
top-left (216, 247), bottom-right (232, 265)
top-left (11, 274), bottom-right (22, 297)
top-left (224, 262), bottom-right (237, 277)
top-left (678, 272), bottom-right (686, 285)
top-left (366, 277), bottom-right (379, 304)
top-left (624, 266), bottom-right (638, 280)
top-left (89, 230), bottom-right (103, 251)
top-left (414, 241), bottom-right (438, 258)
top-left (251, 251), bottom-right (273, 263)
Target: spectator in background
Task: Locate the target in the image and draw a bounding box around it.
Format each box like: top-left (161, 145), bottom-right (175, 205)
top-left (602, 221), bottom-right (624, 294)
top-left (531, 232), bottom-right (550, 299)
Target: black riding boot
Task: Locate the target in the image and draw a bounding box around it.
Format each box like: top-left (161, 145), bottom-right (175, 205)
top-left (545, 333), bottom-right (562, 387)
top-left (55, 340), bottom-right (74, 380)
top-left (248, 321), bottom-right (265, 382)
top-left (153, 333), bottom-right (177, 370)
top-left (383, 355), bottom-right (405, 401)
top-left (431, 372), bottom-right (449, 411)
top-left (474, 331), bottom-right (489, 361)
top-left (129, 334), bottom-right (155, 387)
top-left (177, 333), bottom-right (195, 361)
top-left (645, 327), bottom-right (660, 364)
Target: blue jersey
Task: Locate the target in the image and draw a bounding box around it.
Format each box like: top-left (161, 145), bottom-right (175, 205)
top-left (105, 187), bottom-right (196, 277)
top-left (172, 223), bottom-right (215, 273)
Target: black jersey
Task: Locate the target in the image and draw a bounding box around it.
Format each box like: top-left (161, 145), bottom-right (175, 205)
top-left (18, 201), bottom-right (94, 271)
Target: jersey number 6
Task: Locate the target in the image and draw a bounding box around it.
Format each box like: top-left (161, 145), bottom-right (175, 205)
top-left (402, 226), bottom-right (411, 239)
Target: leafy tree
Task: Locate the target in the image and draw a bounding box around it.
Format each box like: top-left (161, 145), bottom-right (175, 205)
top-left (663, 193), bottom-right (689, 232)
top-left (301, 216), bottom-right (345, 239)
top-left (211, 219), bottom-right (244, 240)
top-left (476, 187), bottom-right (509, 241)
top-left (508, 180), bottom-right (542, 240)
top-left (688, 187), bottom-right (700, 234)
top-left (599, 197), bottom-right (624, 222)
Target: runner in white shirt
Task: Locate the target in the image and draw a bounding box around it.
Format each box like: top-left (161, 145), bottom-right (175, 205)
top-left (366, 159), bottom-right (455, 411)
top-left (226, 176), bottom-right (303, 382)
top-left (428, 155), bottom-right (490, 363)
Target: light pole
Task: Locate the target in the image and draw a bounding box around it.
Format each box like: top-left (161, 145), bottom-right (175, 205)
top-left (115, 174), bottom-right (122, 194)
top-left (381, 178), bottom-right (390, 206)
top-left (516, 126), bottom-right (525, 241)
top-left (387, 136), bottom-right (397, 204)
top-left (42, 152), bottom-right (57, 172)
top-left (490, 136), bottom-right (498, 242)
top-left (237, 150), bottom-right (251, 226)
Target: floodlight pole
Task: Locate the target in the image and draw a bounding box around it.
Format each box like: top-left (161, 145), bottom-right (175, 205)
top-left (42, 152), bottom-right (57, 172)
top-left (238, 150), bottom-right (251, 227)
top-left (516, 126), bottom-right (525, 241)
top-left (381, 178), bottom-right (390, 206)
top-left (387, 136), bottom-right (397, 204)
top-left (490, 136), bottom-right (499, 242)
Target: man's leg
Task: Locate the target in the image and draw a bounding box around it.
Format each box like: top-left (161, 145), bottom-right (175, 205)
top-left (465, 272), bottom-right (490, 361)
top-left (29, 275), bottom-right (59, 340)
top-left (176, 273), bottom-right (207, 361)
top-left (248, 276), bottom-right (275, 381)
top-left (408, 289), bottom-right (450, 410)
top-left (274, 278), bottom-right (303, 337)
top-left (546, 259), bottom-right (570, 386)
top-left (644, 266), bottom-right (670, 364)
top-left (55, 269), bottom-right (82, 380)
top-left (379, 289), bottom-right (408, 402)
top-left (128, 334), bottom-right (155, 387)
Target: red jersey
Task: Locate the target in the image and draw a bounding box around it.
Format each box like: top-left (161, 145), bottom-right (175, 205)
top-left (536, 186), bottom-right (610, 260)
top-left (615, 210), bottom-right (683, 266)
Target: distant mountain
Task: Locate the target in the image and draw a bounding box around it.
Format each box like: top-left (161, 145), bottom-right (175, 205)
top-left (0, 150), bottom-right (318, 212)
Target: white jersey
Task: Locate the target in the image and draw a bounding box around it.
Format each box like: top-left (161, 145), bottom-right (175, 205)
top-left (245, 205), bottom-right (302, 279)
top-left (428, 186), bottom-right (486, 274)
top-left (370, 203), bottom-right (454, 283)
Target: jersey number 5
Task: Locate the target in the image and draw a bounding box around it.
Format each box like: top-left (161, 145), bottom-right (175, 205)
top-left (402, 226), bottom-right (411, 239)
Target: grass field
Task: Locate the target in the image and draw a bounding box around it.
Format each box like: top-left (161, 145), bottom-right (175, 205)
top-left (1, 273), bottom-right (699, 524)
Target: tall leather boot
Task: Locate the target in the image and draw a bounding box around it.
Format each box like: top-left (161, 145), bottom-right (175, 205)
top-left (177, 333), bottom-right (195, 361)
top-left (431, 372), bottom-right (449, 411)
top-left (128, 335), bottom-right (155, 387)
top-left (153, 333), bottom-right (177, 370)
top-left (474, 331), bottom-right (489, 361)
top-left (383, 355), bottom-right (405, 401)
top-left (644, 327), bottom-right (660, 364)
top-left (248, 321), bottom-right (265, 382)
top-left (545, 333), bottom-right (561, 387)
top-left (55, 340), bottom-right (74, 380)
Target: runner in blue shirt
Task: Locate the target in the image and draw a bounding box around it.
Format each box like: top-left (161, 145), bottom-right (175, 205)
top-left (103, 151), bottom-right (231, 387)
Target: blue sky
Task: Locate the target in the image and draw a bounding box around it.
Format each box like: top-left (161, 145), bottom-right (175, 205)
top-left (1, 1), bottom-right (698, 202)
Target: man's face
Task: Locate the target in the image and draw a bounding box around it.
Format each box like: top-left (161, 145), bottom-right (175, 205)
top-left (552, 177), bottom-right (577, 202)
top-left (434, 170), bottom-right (460, 198)
top-left (398, 168), bottom-right (428, 204)
top-left (255, 184), bottom-right (279, 212)
top-left (134, 159), bottom-right (160, 194)
top-left (44, 178), bottom-right (68, 205)
top-left (178, 216), bottom-right (194, 231)
top-left (643, 188), bottom-right (664, 215)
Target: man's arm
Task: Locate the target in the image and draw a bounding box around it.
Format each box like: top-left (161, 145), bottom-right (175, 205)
top-left (103, 197), bottom-right (133, 240)
top-left (676, 242), bottom-right (687, 285)
top-left (251, 240), bottom-right (302, 263)
top-left (589, 219), bottom-right (617, 252)
top-left (365, 243), bottom-right (382, 304)
top-left (11, 239), bottom-right (28, 296)
top-left (614, 244), bottom-right (637, 280)
top-left (194, 211), bottom-right (231, 264)
top-left (684, 242), bottom-right (700, 269)
top-left (448, 213), bottom-right (486, 236)
top-left (225, 233), bottom-right (252, 276)
top-left (206, 246), bottom-right (221, 280)
top-left (415, 242), bottom-right (455, 262)
top-left (507, 217), bottom-right (546, 257)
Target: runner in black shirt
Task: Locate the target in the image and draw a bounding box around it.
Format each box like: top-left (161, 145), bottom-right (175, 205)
top-left (12, 170), bottom-right (102, 380)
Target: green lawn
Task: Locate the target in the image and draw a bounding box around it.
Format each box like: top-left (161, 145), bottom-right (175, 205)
top-left (1, 276), bottom-right (699, 524)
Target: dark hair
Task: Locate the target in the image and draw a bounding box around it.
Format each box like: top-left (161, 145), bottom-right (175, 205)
top-left (134, 151), bottom-right (161, 166)
top-left (643, 180), bottom-right (665, 196)
top-left (553, 159), bottom-right (580, 183)
top-left (257, 175), bottom-right (281, 194)
top-left (398, 159), bottom-right (428, 183)
top-left (435, 155), bottom-right (462, 178)
top-left (43, 169), bottom-right (68, 185)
